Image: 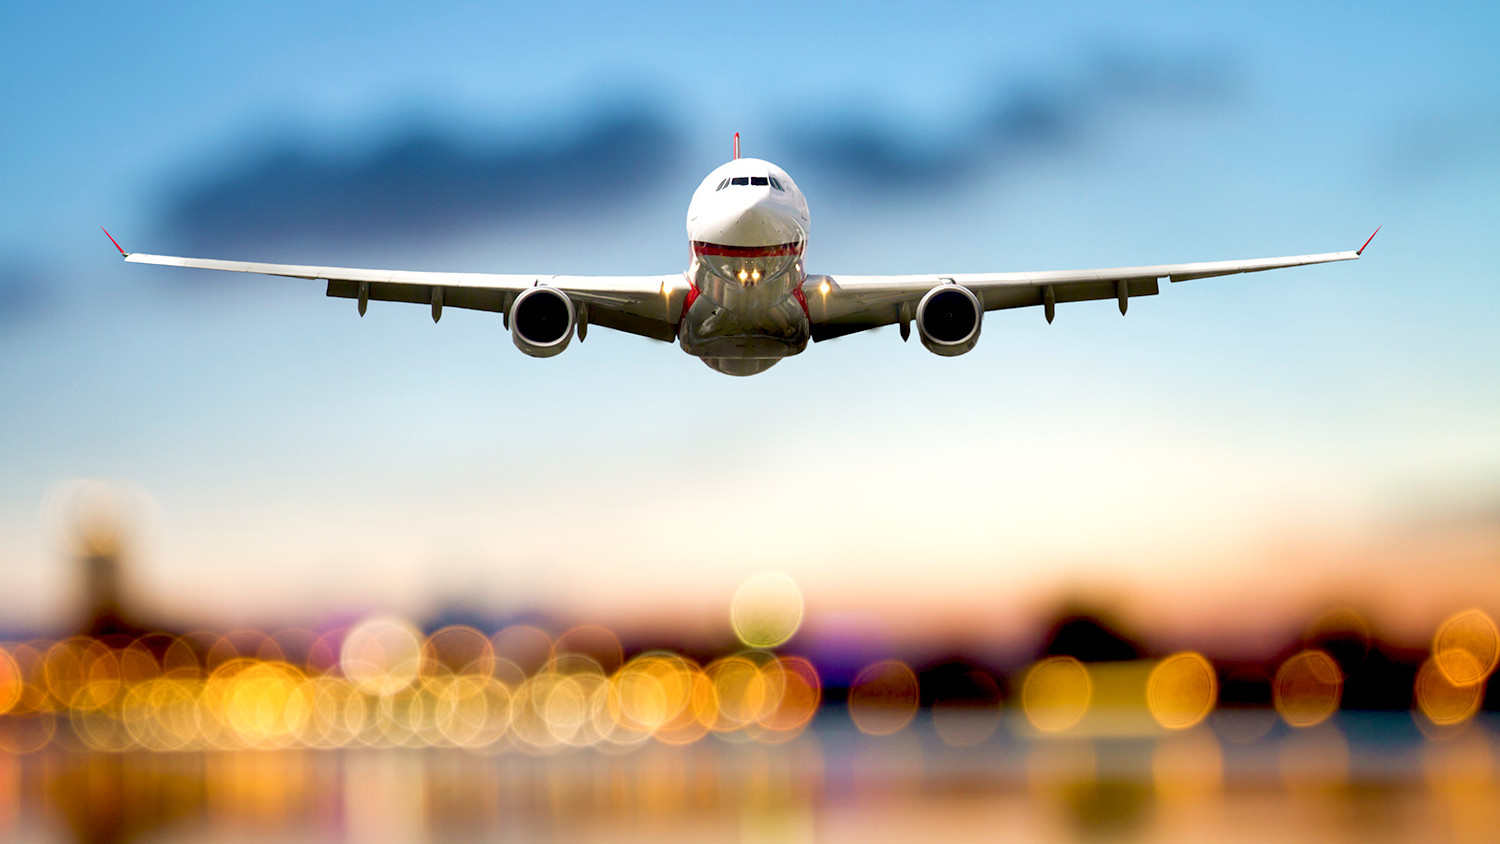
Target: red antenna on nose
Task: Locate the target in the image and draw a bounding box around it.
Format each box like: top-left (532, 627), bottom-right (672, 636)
top-left (733, 132), bottom-right (740, 160)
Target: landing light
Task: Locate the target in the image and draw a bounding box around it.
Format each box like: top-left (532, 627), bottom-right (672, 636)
top-left (751, 269), bottom-right (761, 282)
top-left (819, 280), bottom-right (830, 295)
top-left (738, 269), bottom-right (748, 282)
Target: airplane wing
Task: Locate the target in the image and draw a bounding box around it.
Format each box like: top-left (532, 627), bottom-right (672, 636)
top-left (806, 232), bottom-right (1376, 341)
top-left (117, 246), bottom-right (690, 342)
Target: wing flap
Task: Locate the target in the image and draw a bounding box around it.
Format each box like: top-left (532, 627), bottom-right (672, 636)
top-left (588, 307), bottom-right (679, 343)
top-left (324, 279), bottom-right (512, 313)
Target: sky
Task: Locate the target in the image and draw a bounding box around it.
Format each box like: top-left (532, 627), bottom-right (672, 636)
top-left (1, 2), bottom-right (1497, 650)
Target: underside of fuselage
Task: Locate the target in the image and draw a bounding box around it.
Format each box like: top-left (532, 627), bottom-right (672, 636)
top-left (678, 248), bottom-right (810, 370)
top-left (699, 356), bottom-right (783, 377)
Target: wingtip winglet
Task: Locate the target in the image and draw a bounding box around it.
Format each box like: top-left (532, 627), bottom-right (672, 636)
top-left (101, 226), bottom-right (128, 257)
top-left (1356, 225), bottom-right (1381, 256)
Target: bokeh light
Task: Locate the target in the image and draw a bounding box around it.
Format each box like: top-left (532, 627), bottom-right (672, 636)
top-left (756, 656), bottom-right (821, 740)
top-left (554, 625), bottom-right (624, 676)
top-left (730, 572), bottom-right (804, 649)
top-left (705, 654), bottom-right (770, 731)
top-left (0, 649), bottom-right (22, 715)
top-left (491, 626), bottom-right (553, 680)
top-left (1432, 609), bottom-right (1499, 687)
top-left (341, 616), bottom-right (424, 697)
top-left (434, 675), bottom-right (512, 748)
top-left (1414, 655), bottom-right (1484, 727)
top-left (1273, 650), bottom-right (1342, 728)
top-left (0, 624), bottom-right (823, 753)
top-left (420, 625), bottom-right (494, 684)
top-left (612, 654), bottom-right (679, 731)
top-left (301, 675), bottom-right (367, 748)
top-left (218, 661), bottom-right (308, 748)
top-left (848, 660), bottom-right (919, 736)
top-left (3, 603), bottom-right (1495, 765)
top-left (1147, 652), bottom-right (1217, 730)
top-left (656, 663), bottom-right (716, 746)
top-left (1021, 656), bottom-right (1092, 733)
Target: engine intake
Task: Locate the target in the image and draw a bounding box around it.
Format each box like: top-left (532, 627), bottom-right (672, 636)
top-left (915, 284), bottom-right (982, 356)
top-left (510, 286), bottom-right (576, 357)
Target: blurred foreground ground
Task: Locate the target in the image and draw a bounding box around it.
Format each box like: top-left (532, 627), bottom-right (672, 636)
top-left (1, 713), bottom-right (1496, 843)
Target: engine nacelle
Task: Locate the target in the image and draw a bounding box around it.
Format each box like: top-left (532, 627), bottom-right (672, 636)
top-left (510, 286), bottom-right (576, 358)
top-left (915, 284), bottom-right (982, 356)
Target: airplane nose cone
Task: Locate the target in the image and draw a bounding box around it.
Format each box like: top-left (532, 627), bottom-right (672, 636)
top-left (691, 191), bottom-right (805, 248)
top-left (732, 200), bottom-right (785, 242)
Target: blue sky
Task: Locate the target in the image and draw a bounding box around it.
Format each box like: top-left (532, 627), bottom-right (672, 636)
top-left (1, 2), bottom-right (1497, 644)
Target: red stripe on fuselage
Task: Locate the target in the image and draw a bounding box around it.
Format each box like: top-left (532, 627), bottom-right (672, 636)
top-left (692, 241), bottom-right (804, 258)
top-left (791, 285), bottom-right (809, 319)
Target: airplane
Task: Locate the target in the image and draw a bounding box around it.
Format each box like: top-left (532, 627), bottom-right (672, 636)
top-left (107, 134), bottom-right (1377, 376)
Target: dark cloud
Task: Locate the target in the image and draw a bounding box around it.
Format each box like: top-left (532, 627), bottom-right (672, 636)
top-left (777, 45), bottom-right (1240, 190)
top-left (157, 102), bottom-right (685, 254)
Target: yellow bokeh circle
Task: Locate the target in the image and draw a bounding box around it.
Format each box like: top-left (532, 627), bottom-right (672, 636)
top-left (731, 572), bottom-right (804, 649)
top-left (1022, 656), bottom-right (1092, 733)
top-left (1147, 652), bottom-right (1218, 730)
top-left (1415, 654), bottom-right (1483, 727)
top-left (1433, 609), bottom-right (1499, 686)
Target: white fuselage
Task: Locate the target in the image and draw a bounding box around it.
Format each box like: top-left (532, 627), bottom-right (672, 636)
top-left (681, 158), bottom-right (812, 376)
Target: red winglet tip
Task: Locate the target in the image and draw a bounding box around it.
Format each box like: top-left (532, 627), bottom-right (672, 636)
top-left (1357, 225), bottom-right (1381, 256)
top-left (733, 132), bottom-right (740, 160)
top-left (101, 226), bottom-right (127, 257)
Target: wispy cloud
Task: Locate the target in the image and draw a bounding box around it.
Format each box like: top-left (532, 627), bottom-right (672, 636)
top-left (776, 45), bottom-right (1240, 189)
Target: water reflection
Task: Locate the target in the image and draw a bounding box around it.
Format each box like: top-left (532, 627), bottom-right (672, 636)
top-left (0, 717), bottom-right (1496, 843)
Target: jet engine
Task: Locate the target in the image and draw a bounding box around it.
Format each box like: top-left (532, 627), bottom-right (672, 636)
top-left (510, 286), bottom-right (576, 357)
top-left (915, 284), bottom-right (982, 356)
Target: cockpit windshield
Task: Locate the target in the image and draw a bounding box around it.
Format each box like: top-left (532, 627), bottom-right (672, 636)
top-left (715, 175), bottom-right (787, 192)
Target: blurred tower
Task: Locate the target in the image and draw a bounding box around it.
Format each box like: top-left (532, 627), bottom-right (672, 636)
top-left (79, 534), bottom-right (127, 637)
top-left (61, 483), bottom-right (144, 639)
